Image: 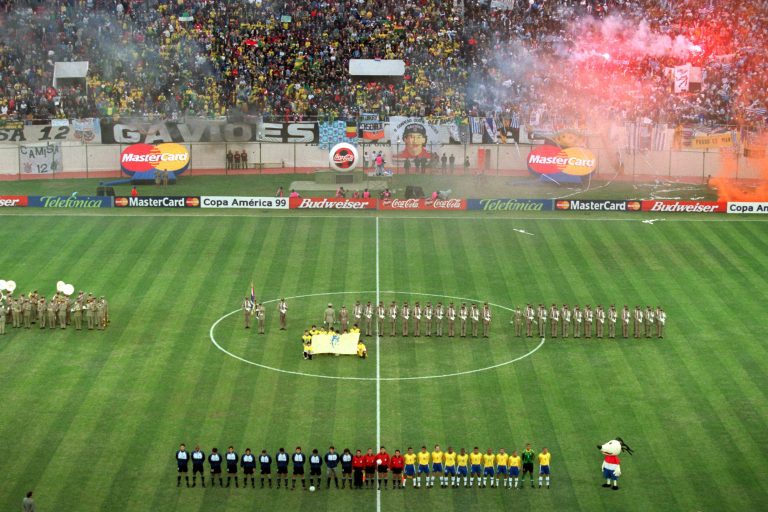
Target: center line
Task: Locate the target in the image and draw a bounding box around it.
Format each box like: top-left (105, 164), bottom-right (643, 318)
top-left (375, 216), bottom-right (381, 512)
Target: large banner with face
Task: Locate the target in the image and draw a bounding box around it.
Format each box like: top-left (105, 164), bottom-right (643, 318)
top-left (389, 117), bottom-right (442, 160)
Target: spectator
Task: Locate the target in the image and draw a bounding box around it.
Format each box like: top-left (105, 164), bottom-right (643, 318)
top-left (22, 491), bottom-right (34, 512)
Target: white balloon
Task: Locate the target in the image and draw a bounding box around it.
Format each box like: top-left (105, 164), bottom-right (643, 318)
top-left (57, 281), bottom-right (66, 292)
top-left (0, 280), bottom-right (6, 291)
top-left (6, 280), bottom-right (16, 292)
top-left (64, 284), bottom-right (75, 296)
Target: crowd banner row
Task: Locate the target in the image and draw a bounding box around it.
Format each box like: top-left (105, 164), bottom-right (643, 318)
top-left (1, 195), bottom-right (762, 213)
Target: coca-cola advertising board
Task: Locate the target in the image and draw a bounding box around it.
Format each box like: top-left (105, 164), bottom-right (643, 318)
top-left (379, 198), bottom-right (466, 210)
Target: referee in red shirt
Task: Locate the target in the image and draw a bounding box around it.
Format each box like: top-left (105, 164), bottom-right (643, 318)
top-left (390, 450), bottom-right (405, 489)
top-left (352, 450), bottom-right (365, 489)
top-left (376, 447), bottom-right (390, 490)
top-left (363, 448), bottom-right (377, 489)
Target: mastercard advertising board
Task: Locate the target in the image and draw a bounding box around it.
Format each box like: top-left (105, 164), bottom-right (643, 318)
top-left (120, 143), bottom-right (190, 175)
top-left (527, 145), bottom-right (597, 179)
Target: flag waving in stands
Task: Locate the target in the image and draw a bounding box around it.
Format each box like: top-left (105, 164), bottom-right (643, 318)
top-left (250, 282), bottom-right (255, 305)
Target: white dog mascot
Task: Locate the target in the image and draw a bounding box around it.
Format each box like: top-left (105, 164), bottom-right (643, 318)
top-left (597, 437), bottom-right (633, 490)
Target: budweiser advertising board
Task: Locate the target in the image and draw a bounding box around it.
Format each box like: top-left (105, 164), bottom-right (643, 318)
top-left (640, 200), bottom-right (725, 213)
top-left (0, 195), bottom-right (28, 207)
top-left (289, 197), bottom-right (377, 209)
top-left (379, 198), bottom-right (467, 210)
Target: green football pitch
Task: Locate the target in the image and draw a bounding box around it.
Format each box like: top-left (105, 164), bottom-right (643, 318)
top-left (0, 210), bottom-right (766, 512)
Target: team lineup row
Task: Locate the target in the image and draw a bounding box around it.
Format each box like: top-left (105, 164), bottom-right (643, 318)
top-left (0, 291), bottom-right (110, 333)
top-left (174, 444), bottom-right (552, 491)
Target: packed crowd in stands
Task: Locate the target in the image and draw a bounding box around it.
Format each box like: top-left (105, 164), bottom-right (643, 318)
top-left (0, 0), bottom-right (765, 128)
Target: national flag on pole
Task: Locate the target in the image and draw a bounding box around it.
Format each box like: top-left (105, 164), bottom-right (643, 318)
top-left (250, 282), bottom-right (255, 304)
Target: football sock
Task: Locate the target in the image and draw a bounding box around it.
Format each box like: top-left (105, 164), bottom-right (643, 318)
top-left (234, 476), bottom-right (239, 488)
top-left (469, 477), bottom-right (473, 487)
top-left (191, 476), bottom-right (196, 487)
top-left (177, 475), bottom-right (181, 486)
top-left (539, 476), bottom-right (543, 486)
top-left (292, 479), bottom-right (296, 489)
top-left (201, 477), bottom-right (205, 488)
top-left (185, 476), bottom-right (189, 487)
top-left (219, 478), bottom-right (223, 486)
top-left (546, 476), bottom-right (550, 487)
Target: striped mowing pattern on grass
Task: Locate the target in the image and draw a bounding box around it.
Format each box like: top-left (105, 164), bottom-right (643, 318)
top-left (0, 215), bottom-right (766, 512)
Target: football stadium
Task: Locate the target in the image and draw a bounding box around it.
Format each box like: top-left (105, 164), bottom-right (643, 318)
top-left (1, 1), bottom-right (768, 511)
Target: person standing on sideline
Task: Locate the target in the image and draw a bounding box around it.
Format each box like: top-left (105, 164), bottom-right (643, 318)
top-left (584, 305), bottom-right (593, 338)
top-left (525, 304), bottom-right (534, 337)
top-left (482, 302), bottom-right (492, 338)
top-left (259, 449), bottom-right (273, 488)
top-left (514, 305), bottom-right (523, 337)
top-left (323, 303), bottom-right (336, 330)
top-left (209, 448), bottom-right (223, 487)
top-left (308, 449), bottom-right (323, 490)
top-left (324, 446), bottom-right (340, 489)
top-left (376, 447), bottom-right (390, 490)
top-left (363, 448), bottom-right (377, 488)
top-left (447, 302), bottom-right (457, 337)
top-left (22, 491), bottom-right (35, 512)
top-left (352, 450), bottom-right (365, 489)
top-left (538, 448), bottom-right (551, 488)
top-left (390, 449), bottom-right (405, 489)
top-left (176, 444), bottom-right (190, 487)
top-left (435, 302), bottom-right (444, 337)
top-left (645, 305), bottom-right (655, 338)
top-left (191, 445), bottom-right (206, 487)
top-left (537, 304), bottom-right (547, 337)
top-left (72, 297), bottom-right (83, 331)
top-left (241, 448), bottom-right (256, 488)
top-left (389, 301), bottom-right (398, 337)
top-left (243, 296), bottom-right (254, 329)
top-left (424, 301), bottom-right (433, 336)
top-left (130, 186), bottom-right (138, 197)
top-left (596, 305), bottom-right (605, 338)
top-left (573, 305), bottom-right (582, 338)
top-left (291, 446), bottom-right (306, 490)
top-left (633, 305), bottom-right (643, 338)
top-left (0, 301), bottom-right (5, 335)
top-left (341, 448), bottom-right (354, 489)
top-left (549, 303), bottom-right (559, 338)
top-left (376, 301), bottom-right (386, 336)
top-left (608, 305), bottom-right (617, 338)
top-left (276, 186), bottom-right (284, 197)
top-left (225, 446), bottom-right (239, 488)
top-left (278, 298), bottom-right (288, 330)
top-left (256, 302), bottom-right (266, 334)
top-left (561, 304), bottom-right (571, 338)
top-left (401, 301), bottom-right (410, 337)
top-left (339, 305), bottom-right (349, 332)
top-left (353, 301), bottom-right (363, 330)
top-left (520, 444), bottom-right (536, 488)
top-left (413, 302), bottom-right (422, 337)
top-left (275, 448), bottom-right (289, 489)
top-left (364, 301), bottom-right (373, 336)
top-left (469, 304), bottom-right (479, 338)
top-left (460, 303), bottom-right (469, 337)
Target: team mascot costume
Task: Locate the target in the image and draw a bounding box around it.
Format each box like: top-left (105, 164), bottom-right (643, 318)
top-left (597, 438), bottom-right (633, 490)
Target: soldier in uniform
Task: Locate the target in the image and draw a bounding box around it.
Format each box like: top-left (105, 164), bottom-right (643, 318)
top-left (656, 307), bottom-right (666, 339)
top-left (584, 305), bottom-right (593, 338)
top-left (608, 305), bottom-right (617, 339)
top-left (469, 304), bottom-right (479, 337)
top-left (401, 301), bottom-right (410, 337)
top-left (243, 296), bottom-right (254, 329)
top-left (84, 298), bottom-right (94, 330)
top-left (597, 305), bottom-right (607, 338)
top-left (435, 302), bottom-right (444, 337)
top-left (621, 305), bottom-right (630, 338)
top-left (353, 301), bottom-right (363, 330)
top-left (514, 306), bottom-right (522, 337)
top-left (162, 169), bottom-right (169, 187)
top-left (0, 301), bottom-right (5, 335)
top-left (537, 304), bottom-right (547, 337)
top-left (549, 303), bottom-right (559, 338)
top-left (30, 290), bottom-right (39, 325)
top-left (561, 304), bottom-right (571, 338)
top-left (11, 299), bottom-right (21, 328)
top-left (38, 297), bottom-right (46, 329)
top-left (447, 302), bottom-right (456, 337)
top-left (72, 297), bottom-right (83, 331)
top-left (278, 299), bottom-right (288, 330)
top-left (413, 302), bottom-right (421, 337)
top-left (389, 301), bottom-right (398, 337)
top-left (256, 303), bottom-right (266, 334)
top-left (324, 303), bottom-right (336, 329)
top-left (58, 296), bottom-right (68, 329)
top-left (633, 306), bottom-right (643, 338)
top-left (525, 304), bottom-right (534, 337)
top-left (458, 303), bottom-right (468, 337)
top-left (645, 306), bottom-right (654, 338)
top-left (573, 305), bottom-right (582, 338)
top-left (364, 301), bottom-right (373, 336)
top-left (339, 305), bottom-right (349, 332)
top-left (482, 303), bottom-right (491, 338)
top-left (96, 298), bottom-right (107, 330)
top-left (22, 296), bottom-right (32, 329)
top-left (376, 301), bottom-right (386, 336)
top-left (424, 302), bottom-right (433, 336)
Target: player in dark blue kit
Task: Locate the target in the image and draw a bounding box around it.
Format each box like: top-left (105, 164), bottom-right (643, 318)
top-left (292, 446), bottom-right (306, 490)
top-left (324, 446), bottom-right (340, 489)
top-left (276, 447), bottom-right (289, 489)
top-left (191, 445), bottom-right (206, 487)
top-left (259, 449), bottom-right (273, 488)
top-left (341, 448), bottom-right (353, 489)
top-left (241, 448), bottom-right (256, 488)
top-left (209, 448), bottom-right (223, 487)
top-left (176, 443), bottom-right (190, 487)
top-left (225, 446), bottom-right (239, 488)
top-left (309, 449), bottom-right (323, 489)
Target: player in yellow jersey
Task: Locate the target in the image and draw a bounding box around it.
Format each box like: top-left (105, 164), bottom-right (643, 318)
top-left (538, 447), bottom-right (551, 489)
top-left (482, 448), bottom-right (496, 488)
top-left (456, 448), bottom-right (470, 487)
top-left (403, 447), bottom-right (417, 488)
top-left (430, 444), bottom-right (444, 488)
top-left (416, 446), bottom-right (430, 488)
top-left (495, 448), bottom-right (509, 488)
top-left (443, 447), bottom-right (457, 488)
top-left (302, 330), bottom-right (312, 344)
top-left (468, 447), bottom-right (483, 488)
top-left (507, 450), bottom-right (522, 489)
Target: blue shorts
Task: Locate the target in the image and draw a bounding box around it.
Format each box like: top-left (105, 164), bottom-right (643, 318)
top-left (444, 466), bottom-right (456, 476)
top-left (603, 468), bottom-right (618, 480)
top-left (432, 463), bottom-right (443, 473)
top-left (484, 467), bottom-right (495, 477)
top-left (418, 464), bottom-right (430, 475)
top-left (539, 465), bottom-right (550, 475)
top-left (404, 465), bottom-right (415, 477)
top-left (458, 466), bottom-right (468, 476)
top-left (471, 464), bottom-right (482, 475)
top-left (497, 466), bottom-right (508, 476)
top-left (510, 467), bottom-right (520, 477)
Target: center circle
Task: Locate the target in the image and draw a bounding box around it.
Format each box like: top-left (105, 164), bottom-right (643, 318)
top-left (209, 291), bottom-right (545, 381)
